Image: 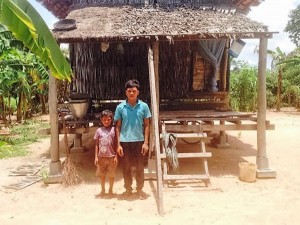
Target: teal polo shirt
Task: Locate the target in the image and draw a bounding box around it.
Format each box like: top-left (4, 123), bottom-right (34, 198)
top-left (114, 99), bottom-right (151, 142)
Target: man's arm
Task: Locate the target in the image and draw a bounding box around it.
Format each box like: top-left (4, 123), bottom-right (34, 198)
top-left (141, 117), bottom-right (150, 155)
top-left (115, 120), bottom-right (124, 157)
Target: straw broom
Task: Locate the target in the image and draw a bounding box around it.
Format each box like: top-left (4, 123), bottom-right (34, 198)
top-left (60, 114), bottom-right (82, 187)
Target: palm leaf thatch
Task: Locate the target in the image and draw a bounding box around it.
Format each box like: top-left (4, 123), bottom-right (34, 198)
top-left (39, 0), bottom-right (264, 19)
top-left (53, 6), bottom-right (268, 43)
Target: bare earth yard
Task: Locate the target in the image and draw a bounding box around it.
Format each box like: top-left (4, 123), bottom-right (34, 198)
top-left (0, 109), bottom-right (300, 225)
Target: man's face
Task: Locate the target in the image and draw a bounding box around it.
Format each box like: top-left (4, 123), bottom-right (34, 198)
top-left (125, 87), bottom-right (139, 101)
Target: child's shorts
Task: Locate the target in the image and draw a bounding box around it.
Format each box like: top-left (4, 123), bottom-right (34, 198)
top-left (96, 157), bottom-right (117, 178)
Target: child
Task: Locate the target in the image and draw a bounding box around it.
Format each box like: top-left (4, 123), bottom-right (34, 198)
top-left (94, 110), bottom-right (118, 198)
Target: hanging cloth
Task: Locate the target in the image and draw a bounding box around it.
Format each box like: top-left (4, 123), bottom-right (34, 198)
top-left (198, 39), bottom-right (226, 92)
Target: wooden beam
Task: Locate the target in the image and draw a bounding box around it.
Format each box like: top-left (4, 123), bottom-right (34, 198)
top-left (148, 42), bottom-right (164, 215)
top-left (164, 123), bottom-right (275, 132)
top-left (159, 152), bottom-right (212, 158)
top-left (163, 174), bottom-right (210, 181)
top-left (160, 133), bottom-right (207, 138)
top-left (55, 32), bottom-right (277, 44)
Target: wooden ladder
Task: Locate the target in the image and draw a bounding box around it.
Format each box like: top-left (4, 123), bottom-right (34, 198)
top-left (160, 122), bottom-right (212, 186)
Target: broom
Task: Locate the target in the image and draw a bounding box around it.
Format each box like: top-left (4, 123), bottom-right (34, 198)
top-left (60, 114), bottom-right (82, 187)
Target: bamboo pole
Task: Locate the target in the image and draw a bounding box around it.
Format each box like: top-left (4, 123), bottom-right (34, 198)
top-left (148, 42), bottom-right (164, 215)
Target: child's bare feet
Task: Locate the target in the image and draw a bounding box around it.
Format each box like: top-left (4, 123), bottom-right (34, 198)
top-left (95, 191), bottom-right (105, 198)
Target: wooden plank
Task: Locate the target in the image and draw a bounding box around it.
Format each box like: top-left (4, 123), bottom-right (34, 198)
top-left (160, 110), bottom-right (255, 119)
top-left (161, 117), bottom-right (257, 122)
top-left (148, 42), bottom-right (164, 215)
top-left (160, 152), bottom-right (212, 158)
top-left (163, 174), bottom-right (209, 180)
top-left (165, 123), bottom-right (275, 132)
top-left (226, 120), bottom-right (242, 125)
top-left (160, 133), bottom-right (207, 138)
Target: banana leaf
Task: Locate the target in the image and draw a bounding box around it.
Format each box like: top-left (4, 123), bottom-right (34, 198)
top-left (0, 0), bottom-right (72, 81)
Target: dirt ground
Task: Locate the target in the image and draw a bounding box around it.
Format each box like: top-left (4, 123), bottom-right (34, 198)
top-left (1, 108), bottom-right (300, 225)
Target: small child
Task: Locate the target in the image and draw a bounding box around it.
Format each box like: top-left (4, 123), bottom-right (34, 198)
top-left (94, 110), bottom-right (118, 198)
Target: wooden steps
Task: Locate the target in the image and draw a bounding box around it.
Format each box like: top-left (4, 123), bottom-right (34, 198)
top-left (160, 123), bottom-right (211, 186)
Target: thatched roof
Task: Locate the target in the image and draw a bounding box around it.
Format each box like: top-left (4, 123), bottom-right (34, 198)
top-left (38, 0), bottom-right (264, 19)
top-left (52, 5), bottom-right (270, 43)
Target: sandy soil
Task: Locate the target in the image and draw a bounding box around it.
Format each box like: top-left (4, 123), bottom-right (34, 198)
top-left (1, 108), bottom-right (300, 225)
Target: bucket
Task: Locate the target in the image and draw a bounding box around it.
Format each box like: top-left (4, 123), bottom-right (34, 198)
top-left (239, 162), bottom-right (257, 182)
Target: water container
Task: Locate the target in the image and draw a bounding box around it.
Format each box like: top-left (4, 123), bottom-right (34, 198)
top-left (239, 162), bottom-right (257, 182)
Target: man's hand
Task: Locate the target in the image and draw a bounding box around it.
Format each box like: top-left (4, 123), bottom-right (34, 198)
top-left (141, 143), bottom-right (149, 155)
top-left (94, 157), bottom-right (98, 166)
top-left (117, 145), bottom-right (124, 157)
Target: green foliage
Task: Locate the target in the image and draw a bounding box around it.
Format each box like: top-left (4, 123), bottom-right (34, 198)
top-left (230, 65), bottom-right (258, 112)
top-left (231, 53), bottom-right (300, 111)
top-left (0, 0), bottom-right (72, 80)
top-left (0, 118), bottom-right (49, 159)
top-left (266, 72), bottom-right (277, 108)
top-left (3, 96), bottom-right (17, 111)
top-left (0, 24), bottom-right (49, 120)
top-left (285, 4), bottom-right (300, 48)
top-left (0, 141), bottom-right (14, 158)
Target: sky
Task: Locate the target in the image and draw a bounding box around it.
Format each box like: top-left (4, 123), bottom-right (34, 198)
top-left (239, 0), bottom-right (300, 66)
top-left (29, 0), bottom-right (300, 67)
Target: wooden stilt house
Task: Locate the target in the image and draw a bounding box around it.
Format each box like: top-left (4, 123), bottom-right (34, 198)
top-left (41, 0), bottom-right (277, 214)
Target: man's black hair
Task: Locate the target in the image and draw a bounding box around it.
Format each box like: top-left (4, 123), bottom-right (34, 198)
top-left (125, 79), bottom-right (140, 90)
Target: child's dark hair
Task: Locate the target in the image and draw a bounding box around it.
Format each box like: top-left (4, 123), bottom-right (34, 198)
top-left (100, 109), bottom-right (114, 120)
top-left (125, 79), bottom-right (140, 90)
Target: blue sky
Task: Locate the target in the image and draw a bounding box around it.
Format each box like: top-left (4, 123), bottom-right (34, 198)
top-left (29, 0), bottom-right (299, 67)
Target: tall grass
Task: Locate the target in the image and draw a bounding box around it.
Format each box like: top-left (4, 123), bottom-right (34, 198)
top-left (230, 66), bottom-right (258, 112)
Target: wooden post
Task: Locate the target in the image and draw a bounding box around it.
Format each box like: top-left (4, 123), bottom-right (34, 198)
top-left (148, 42), bottom-right (164, 215)
top-left (256, 37), bottom-right (276, 178)
top-left (48, 74), bottom-right (62, 180)
top-left (221, 39), bottom-right (229, 91)
top-left (153, 42), bottom-right (160, 111)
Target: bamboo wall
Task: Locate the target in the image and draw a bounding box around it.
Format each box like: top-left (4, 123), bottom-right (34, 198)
top-left (70, 41), bottom-right (228, 110)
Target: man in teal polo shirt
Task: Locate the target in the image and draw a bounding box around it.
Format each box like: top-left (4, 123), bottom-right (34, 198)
top-left (114, 79), bottom-right (151, 200)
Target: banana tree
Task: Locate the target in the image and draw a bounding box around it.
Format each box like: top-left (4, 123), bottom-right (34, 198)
top-left (0, 0), bottom-right (72, 81)
top-left (278, 55), bottom-right (300, 108)
top-left (267, 47), bottom-right (287, 112)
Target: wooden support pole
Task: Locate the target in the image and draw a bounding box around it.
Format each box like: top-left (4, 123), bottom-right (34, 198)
top-left (256, 37), bottom-right (276, 178)
top-left (48, 75), bottom-right (62, 178)
top-left (221, 39), bottom-right (229, 91)
top-left (148, 42), bottom-right (164, 215)
top-left (148, 42), bottom-right (160, 161)
top-left (153, 42), bottom-right (160, 112)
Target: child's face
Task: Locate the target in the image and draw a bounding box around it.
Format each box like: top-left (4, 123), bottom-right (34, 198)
top-left (101, 115), bottom-right (112, 127)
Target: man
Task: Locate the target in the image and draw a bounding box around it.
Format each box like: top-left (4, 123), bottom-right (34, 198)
top-left (114, 79), bottom-right (151, 200)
